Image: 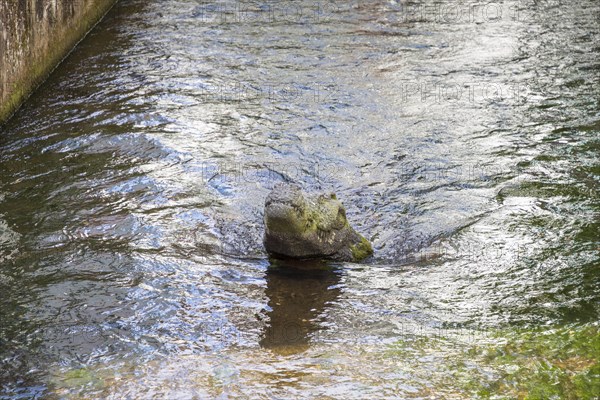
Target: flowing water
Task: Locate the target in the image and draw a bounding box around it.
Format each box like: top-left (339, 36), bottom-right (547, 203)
top-left (0, 0), bottom-right (599, 398)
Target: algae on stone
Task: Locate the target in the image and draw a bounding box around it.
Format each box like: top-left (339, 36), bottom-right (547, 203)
top-left (264, 183), bottom-right (373, 262)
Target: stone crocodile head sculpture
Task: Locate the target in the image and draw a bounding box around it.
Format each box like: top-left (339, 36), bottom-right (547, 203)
top-left (263, 183), bottom-right (373, 262)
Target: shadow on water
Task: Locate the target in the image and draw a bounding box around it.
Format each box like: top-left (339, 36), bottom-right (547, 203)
top-left (260, 259), bottom-right (342, 355)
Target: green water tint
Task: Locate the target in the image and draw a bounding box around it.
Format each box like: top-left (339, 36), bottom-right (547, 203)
top-left (470, 326), bottom-right (599, 399)
top-left (47, 323), bottom-right (598, 398)
top-left (386, 324), bottom-right (600, 399)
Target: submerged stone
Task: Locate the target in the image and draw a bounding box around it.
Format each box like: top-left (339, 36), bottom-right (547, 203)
top-left (263, 183), bottom-right (373, 262)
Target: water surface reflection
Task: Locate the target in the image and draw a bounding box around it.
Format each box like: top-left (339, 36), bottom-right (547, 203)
top-left (0, 0), bottom-right (598, 397)
top-left (260, 260), bottom-right (342, 354)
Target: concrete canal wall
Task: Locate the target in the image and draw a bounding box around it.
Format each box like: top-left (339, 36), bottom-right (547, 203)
top-left (0, 0), bottom-right (118, 124)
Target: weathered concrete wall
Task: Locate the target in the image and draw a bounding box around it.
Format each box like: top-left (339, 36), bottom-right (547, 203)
top-left (0, 0), bottom-right (118, 124)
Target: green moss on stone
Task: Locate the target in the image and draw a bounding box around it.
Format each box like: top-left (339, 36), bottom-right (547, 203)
top-left (265, 188), bottom-right (373, 261)
top-left (350, 235), bottom-right (373, 261)
top-left (0, 0), bottom-right (118, 125)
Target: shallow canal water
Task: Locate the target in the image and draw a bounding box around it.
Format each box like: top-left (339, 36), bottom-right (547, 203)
top-left (0, 0), bottom-right (599, 398)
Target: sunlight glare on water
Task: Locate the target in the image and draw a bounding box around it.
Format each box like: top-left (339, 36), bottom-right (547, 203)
top-left (0, 0), bottom-right (598, 398)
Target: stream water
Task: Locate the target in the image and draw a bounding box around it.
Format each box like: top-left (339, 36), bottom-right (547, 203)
top-left (0, 0), bottom-right (598, 398)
